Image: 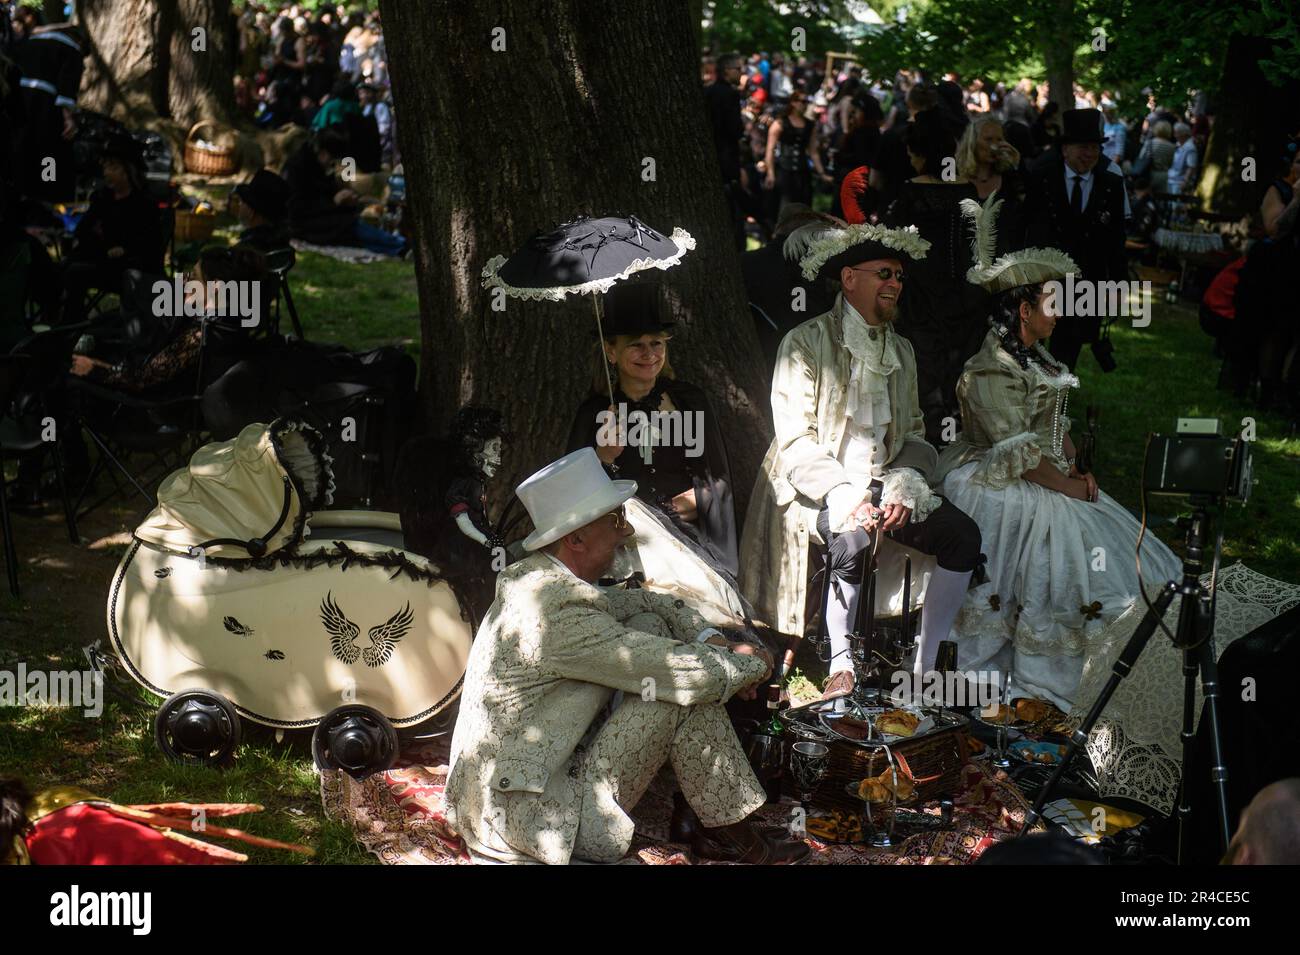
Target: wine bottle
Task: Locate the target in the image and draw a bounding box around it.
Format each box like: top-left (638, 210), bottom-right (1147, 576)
top-left (763, 661), bottom-right (787, 803)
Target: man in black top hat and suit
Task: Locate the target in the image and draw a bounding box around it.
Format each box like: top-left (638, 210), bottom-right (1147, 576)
top-left (1023, 108), bottom-right (1129, 370)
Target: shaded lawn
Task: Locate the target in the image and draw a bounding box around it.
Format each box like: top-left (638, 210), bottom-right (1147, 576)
top-left (5, 195), bottom-right (1297, 863)
top-left (1072, 301), bottom-right (1299, 583)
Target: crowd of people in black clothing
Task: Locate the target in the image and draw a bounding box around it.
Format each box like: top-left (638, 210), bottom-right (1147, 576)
top-left (704, 52), bottom-right (1300, 431)
top-left (0, 3), bottom-right (412, 520)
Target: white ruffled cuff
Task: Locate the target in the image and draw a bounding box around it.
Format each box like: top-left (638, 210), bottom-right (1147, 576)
top-left (972, 431), bottom-right (1042, 489)
top-left (826, 480), bottom-right (870, 534)
top-left (881, 468), bottom-right (940, 523)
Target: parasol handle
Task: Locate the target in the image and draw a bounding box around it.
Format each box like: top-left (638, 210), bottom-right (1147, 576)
top-left (594, 296), bottom-right (615, 405)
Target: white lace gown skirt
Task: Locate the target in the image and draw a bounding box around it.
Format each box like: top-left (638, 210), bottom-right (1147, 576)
top-left (941, 460), bottom-right (1183, 711)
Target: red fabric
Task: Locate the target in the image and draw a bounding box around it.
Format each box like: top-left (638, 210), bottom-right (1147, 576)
top-left (26, 804), bottom-right (235, 865)
top-left (840, 165), bottom-right (872, 224)
top-left (448, 502), bottom-right (469, 516)
top-left (1202, 256), bottom-right (1246, 320)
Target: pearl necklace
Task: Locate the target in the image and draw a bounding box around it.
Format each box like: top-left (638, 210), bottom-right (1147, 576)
top-left (1051, 386), bottom-right (1070, 461)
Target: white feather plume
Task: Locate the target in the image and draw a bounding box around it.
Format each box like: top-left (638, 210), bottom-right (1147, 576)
top-left (960, 193), bottom-right (1003, 271)
top-left (782, 220), bottom-right (838, 264)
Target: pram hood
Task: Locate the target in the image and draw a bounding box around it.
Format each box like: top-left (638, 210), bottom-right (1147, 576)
top-left (135, 419), bottom-right (335, 559)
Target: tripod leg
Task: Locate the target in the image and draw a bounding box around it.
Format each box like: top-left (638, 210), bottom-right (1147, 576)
top-left (1019, 581), bottom-right (1178, 836)
top-left (1178, 627), bottom-right (1232, 861)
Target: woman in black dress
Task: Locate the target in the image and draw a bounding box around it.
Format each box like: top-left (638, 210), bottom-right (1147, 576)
top-left (566, 280), bottom-right (740, 577)
top-left (884, 108), bottom-right (990, 444)
top-left (763, 91), bottom-right (829, 213)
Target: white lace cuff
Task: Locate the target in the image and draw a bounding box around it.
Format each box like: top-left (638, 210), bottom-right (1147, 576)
top-left (881, 468), bottom-right (940, 523)
top-left (972, 431), bottom-right (1041, 489)
top-left (826, 480), bottom-right (870, 534)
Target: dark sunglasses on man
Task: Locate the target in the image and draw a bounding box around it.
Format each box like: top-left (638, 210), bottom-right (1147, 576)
top-left (848, 266), bottom-right (906, 282)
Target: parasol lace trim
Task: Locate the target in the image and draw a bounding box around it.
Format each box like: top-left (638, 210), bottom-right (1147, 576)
top-left (480, 228), bottom-right (696, 301)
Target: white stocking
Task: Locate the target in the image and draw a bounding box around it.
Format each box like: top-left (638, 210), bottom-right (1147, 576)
top-left (914, 567), bottom-right (972, 678)
top-left (825, 578), bottom-right (859, 677)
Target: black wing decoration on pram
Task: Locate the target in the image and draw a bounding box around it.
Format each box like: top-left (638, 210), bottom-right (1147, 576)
top-left (363, 603), bottom-right (413, 668)
top-left (321, 592), bottom-right (361, 665)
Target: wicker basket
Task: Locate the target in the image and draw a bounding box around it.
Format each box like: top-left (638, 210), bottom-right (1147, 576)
top-left (184, 121), bottom-right (238, 176)
top-left (781, 704), bottom-right (971, 813)
top-left (174, 208), bottom-right (217, 243)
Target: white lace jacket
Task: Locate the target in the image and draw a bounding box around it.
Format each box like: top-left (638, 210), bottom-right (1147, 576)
top-left (445, 552), bottom-right (767, 865)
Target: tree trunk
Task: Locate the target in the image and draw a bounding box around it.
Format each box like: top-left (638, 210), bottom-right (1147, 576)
top-left (1041, 0), bottom-right (1075, 112)
top-left (1199, 33), bottom-right (1300, 220)
top-left (379, 0), bottom-right (771, 523)
top-left (76, 0), bottom-right (236, 127)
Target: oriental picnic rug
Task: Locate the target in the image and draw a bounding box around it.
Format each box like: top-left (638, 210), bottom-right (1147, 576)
top-left (319, 738), bottom-right (1038, 865)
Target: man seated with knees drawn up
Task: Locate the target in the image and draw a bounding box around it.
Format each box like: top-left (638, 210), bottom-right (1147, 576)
top-left (446, 448), bottom-right (809, 865)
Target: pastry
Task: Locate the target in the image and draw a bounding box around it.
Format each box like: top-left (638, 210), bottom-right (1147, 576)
top-left (875, 709), bottom-right (920, 737)
top-left (1014, 698), bottom-right (1053, 723)
top-left (979, 703), bottom-right (1017, 725)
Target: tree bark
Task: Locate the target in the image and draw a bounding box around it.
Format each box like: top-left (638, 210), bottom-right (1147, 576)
top-left (1199, 34), bottom-right (1300, 220)
top-left (379, 0), bottom-right (771, 523)
top-left (76, 0), bottom-right (236, 128)
top-left (1041, 0), bottom-right (1075, 112)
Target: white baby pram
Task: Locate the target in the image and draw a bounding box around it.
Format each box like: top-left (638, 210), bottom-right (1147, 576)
top-left (107, 420), bottom-right (473, 778)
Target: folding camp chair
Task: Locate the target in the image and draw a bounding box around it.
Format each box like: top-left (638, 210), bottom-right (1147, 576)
top-left (0, 350), bottom-right (79, 597)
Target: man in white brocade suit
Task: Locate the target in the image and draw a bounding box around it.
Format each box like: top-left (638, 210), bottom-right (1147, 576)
top-left (446, 449), bottom-right (809, 865)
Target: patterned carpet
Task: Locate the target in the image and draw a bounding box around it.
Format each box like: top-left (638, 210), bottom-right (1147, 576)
top-left (319, 737), bottom-right (1040, 865)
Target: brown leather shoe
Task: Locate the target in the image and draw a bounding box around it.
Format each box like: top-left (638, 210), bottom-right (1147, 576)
top-left (692, 818), bottom-right (810, 864)
top-left (820, 670), bottom-right (855, 702)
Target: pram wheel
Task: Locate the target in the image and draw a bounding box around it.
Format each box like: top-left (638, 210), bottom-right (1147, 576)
top-left (154, 689), bottom-right (242, 767)
top-left (312, 704), bottom-right (399, 779)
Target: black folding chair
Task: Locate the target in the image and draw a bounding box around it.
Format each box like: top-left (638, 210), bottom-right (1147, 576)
top-left (66, 316), bottom-right (229, 521)
top-left (260, 247), bottom-right (305, 340)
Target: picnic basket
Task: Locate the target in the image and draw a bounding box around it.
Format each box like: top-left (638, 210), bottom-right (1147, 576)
top-left (184, 121), bottom-right (238, 176)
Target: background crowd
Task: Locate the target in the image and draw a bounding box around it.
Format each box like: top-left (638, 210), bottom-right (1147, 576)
top-left (704, 50), bottom-right (1300, 431)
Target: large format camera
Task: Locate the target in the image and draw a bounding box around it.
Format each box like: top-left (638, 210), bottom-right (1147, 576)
top-left (1142, 418), bottom-right (1253, 502)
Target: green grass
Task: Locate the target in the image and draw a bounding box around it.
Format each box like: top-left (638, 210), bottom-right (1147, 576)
top-left (0, 648), bottom-right (375, 864)
top-left (0, 193), bottom-right (414, 864)
top-left (1073, 300), bottom-right (1300, 583)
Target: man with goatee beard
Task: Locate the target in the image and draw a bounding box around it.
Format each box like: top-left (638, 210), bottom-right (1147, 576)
top-left (739, 222), bottom-right (982, 701)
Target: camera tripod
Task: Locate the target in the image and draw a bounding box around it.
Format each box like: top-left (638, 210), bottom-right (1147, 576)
top-left (1019, 501), bottom-right (1232, 862)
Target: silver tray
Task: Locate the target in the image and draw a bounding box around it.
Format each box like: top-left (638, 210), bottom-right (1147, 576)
top-left (779, 699), bottom-right (969, 750)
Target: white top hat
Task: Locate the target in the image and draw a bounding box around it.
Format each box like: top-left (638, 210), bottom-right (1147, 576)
top-left (517, 448), bottom-right (637, 551)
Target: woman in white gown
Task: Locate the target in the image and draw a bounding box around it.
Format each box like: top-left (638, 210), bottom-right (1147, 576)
top-left (933, 197), bottom-right (1297, 816)
top-left (935, 261), bottom-right (1181, 709)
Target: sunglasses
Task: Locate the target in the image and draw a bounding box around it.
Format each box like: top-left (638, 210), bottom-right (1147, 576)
top-left (849, 266), bottom-right (906, 282)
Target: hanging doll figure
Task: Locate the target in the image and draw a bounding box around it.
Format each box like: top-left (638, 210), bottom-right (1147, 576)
top-left (445, 407), bottom-right (506, 555)
top-left (394, 407), bottom-right (507, 621)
